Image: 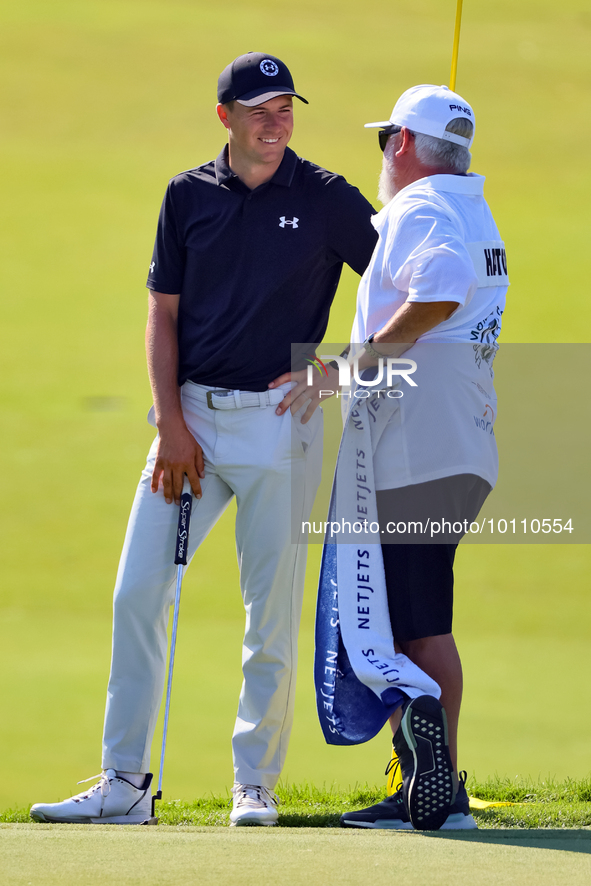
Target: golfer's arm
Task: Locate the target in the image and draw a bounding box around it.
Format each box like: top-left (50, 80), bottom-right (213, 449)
top-left (146, 291), bottom-right (185, 431)
top-left (356, 300), bottom-right (458, 369)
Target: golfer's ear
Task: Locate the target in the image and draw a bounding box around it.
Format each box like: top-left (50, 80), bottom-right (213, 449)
top-left (217, 103), bottom-right (231, 129)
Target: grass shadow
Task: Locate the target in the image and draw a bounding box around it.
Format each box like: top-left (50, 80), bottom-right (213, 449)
top-left (277, 813), bottom-right (341, 828)
top-left (423, 828), bottom-right (591, 853)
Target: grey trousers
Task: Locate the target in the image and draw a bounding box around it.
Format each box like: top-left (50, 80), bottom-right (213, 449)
top-left (102, 381), bottom-right (323, 788)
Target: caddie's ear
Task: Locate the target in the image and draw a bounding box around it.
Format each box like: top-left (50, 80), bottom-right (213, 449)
top-left (216, 103), bottom-right (231, 130)
top-left (394, 126), bottom-right (415, 157)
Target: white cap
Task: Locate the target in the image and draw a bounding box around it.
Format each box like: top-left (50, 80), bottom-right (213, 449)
top-left (365, 84), bottom-right (475, 148)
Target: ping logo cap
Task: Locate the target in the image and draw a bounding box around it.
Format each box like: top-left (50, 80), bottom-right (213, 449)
top-left (217, 52), bottom-right (308, 107)
top-left (365, 84), bottom-right (475, 148)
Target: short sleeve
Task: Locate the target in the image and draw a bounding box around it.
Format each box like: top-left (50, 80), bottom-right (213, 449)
top-left (387, 205), bottom-right (478, 306)
top-left (146, 181), bottom-right (185, 294)
top-left (326, 180), bottom-right (378, 276)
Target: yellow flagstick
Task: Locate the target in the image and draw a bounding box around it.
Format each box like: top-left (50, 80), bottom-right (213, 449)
top-left (449, 0), bottom-right (464, 91)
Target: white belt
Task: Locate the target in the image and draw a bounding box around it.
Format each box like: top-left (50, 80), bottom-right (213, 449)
top-left (207, 389), bottom-right (285, 410)
top-left (185, 384), bottom-right (286, 411)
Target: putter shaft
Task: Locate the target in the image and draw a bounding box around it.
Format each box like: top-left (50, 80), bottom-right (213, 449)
top-left (157, 561), bottom-right (184, 795)
top-left (151, 488), bottom-right (193, 819)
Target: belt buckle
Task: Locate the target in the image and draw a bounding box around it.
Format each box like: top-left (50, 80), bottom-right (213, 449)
top-left (206, 391), bottom-right (217, 410)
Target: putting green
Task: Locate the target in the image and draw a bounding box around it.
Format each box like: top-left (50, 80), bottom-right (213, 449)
top-left (1, 825), bottom-right (591, 886)
top-left (1, 0), bottom-right (590, 812)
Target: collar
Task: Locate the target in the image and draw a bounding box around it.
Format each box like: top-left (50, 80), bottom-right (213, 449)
top-left (372, 173), bottom-right (486, 230)
top-left (399, 172), bottom-right (485, 197)
top-left (214, 145), bottom-right (298, 189)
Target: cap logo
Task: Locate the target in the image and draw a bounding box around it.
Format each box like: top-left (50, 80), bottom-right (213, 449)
top-left (260, 59), bottom-right (279, 76)
top-left (449, 104), bottom-right (472, 116)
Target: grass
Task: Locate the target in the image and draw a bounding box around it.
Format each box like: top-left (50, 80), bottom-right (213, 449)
top-left (1, 8), bottom-right (590, 884)
top-left (1, 826), bottom-right (590, 886)
top-left (1, 0), bottom-right (590, 812)
top-left (3, 778), bottom-right (591, 829)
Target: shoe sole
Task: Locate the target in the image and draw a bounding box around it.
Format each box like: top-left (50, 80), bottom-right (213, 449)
top-left (440, 812), bottom-right (477, 830)
top-left (30, 810), bottom-right (149, 825)
top-left (339, 812), bottom-right (476, 832)
top-left (400, 696), bottom-right (455, 831)
top-left (340, 818), bottom-right (413, 830)
top-left (230, 820), bottom-right (277, 827)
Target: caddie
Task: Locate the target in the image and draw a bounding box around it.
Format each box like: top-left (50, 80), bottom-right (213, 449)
top-left (308, 84), bottom-right (508, 831)
top-left (30, 52), bottom-right (377, 827)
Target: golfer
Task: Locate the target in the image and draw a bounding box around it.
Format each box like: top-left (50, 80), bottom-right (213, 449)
top-left (307, 84), bottom-right (508, 831)
top-left (30, 52), bottom-right (377, 827)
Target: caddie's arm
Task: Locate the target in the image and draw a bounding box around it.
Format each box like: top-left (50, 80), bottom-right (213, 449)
top-left (268, 363), bottom-right (341, 424)
top-left (147, 291), bottom-right (205, 505)
top-left (355, 299), bottom-right (459, 370)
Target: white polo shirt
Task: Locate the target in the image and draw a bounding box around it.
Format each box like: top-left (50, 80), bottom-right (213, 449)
top-left (351, 173), bottom-right (508, 346)
top-left (350, 173), bottom-right (509, 491)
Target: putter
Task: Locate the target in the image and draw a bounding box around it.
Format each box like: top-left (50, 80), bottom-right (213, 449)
top-left (144, 482), bottom-right (193, 825)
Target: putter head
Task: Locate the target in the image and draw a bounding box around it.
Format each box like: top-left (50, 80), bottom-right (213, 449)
top-left (151, 789), bottom-right (162, 820)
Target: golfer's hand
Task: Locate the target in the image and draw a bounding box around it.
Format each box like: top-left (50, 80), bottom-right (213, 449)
top-left (269, 365), bottom-right (340, 424)
top-left (151, 422), bottom-right (205, 504)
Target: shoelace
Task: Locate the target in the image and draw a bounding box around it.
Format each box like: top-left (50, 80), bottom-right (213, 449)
top-left (385, 759), bottom-right (468, 794)
top-left (384, 757), bottom-right (402, 791)
top-left (232, 784), bottom-right (278, 807)
top-left (75, 772), bottom-right (111, 801)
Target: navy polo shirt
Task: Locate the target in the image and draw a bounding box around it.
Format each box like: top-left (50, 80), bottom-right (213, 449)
top-left (146, 146), bottom-right (377, 391)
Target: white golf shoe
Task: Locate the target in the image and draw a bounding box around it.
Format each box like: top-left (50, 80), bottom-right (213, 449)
top-left (30, 770), bottom-right (153, 824)
top-left (230, 783), bottom-right (279, 827)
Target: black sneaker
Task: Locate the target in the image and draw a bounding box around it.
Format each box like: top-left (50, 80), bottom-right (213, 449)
top-left (340, 768), bottom-right (476, 831)
top-left (441, 771), bottom-right (477, 830)
top-left (339, 789), bottom-right (412, 829)
top-left (393, 695), bottom-right (455, 831)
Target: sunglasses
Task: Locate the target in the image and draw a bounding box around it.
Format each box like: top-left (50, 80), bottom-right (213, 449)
top-left (378, 125), bottom-right (402, 152)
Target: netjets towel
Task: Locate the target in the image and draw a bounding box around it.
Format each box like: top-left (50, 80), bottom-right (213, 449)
top-left (314, 344), bottom-right (499, 744)
top-left (314, 384), bottom-right (441, 746)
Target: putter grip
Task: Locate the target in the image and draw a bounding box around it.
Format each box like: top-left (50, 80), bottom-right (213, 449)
top-left (174, 491), bottom-right (193, 565)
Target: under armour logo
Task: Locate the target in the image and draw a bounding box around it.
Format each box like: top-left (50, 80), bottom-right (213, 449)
top-left (260, 59), bottom-right (279, 77)
top-left (279, 217), bottom-right (299, 228)
top-left (149, 262), bottom-right (155, 272)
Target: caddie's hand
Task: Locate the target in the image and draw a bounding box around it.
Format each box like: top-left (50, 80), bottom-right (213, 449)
top-left (269, 365), bottom-right (341, 424)
top-left (151, 422), bottom-right (205, 504)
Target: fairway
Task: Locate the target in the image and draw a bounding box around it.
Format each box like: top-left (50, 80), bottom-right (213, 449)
top-left (1, 0), bottom-right (590, 822)
top-left (2, 825), bottom-right (591, 886)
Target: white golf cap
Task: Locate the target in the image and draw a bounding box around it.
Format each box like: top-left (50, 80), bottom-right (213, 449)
top-left (365, 84), bottom-right (475, 148)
